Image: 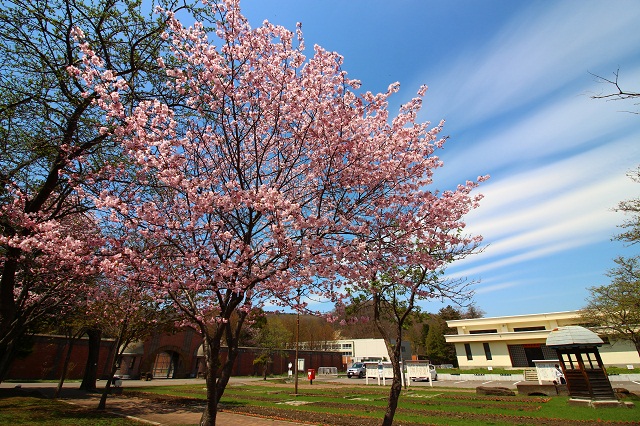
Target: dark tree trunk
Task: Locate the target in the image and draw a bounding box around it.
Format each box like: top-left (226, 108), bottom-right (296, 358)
top-left (382, 339), bottom-right (404, 426)
top-left (98, 323), bottom-right (127, 410)
top-left (0, 253), bottom-right (19, 335)
top-left (0, 339), bottom-right (17, 383)
top-left (80, 328), bottom-right (101, 391)
top-left (372, 291), bottom-right (415, 426)
top-left (200, 337), bottom-right (220, 426)
top-left (54, 330), bottom-right (81, 398)
top-left (97, 355), bottom-right (120, 410)
top-left (0, 251), bottom-right (20, 383)
top-left (198, 307), bottom-right (246, 426)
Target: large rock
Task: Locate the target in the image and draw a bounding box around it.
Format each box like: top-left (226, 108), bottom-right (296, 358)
top-left (476, 386), bottom-right (515, 396)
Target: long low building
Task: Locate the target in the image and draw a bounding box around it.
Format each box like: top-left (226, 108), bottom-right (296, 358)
top-left (445, 310), bottom-right (640, 369)
top-left (300, 338), bottom-right (412, 366)
top-left (6, 329), bottom-right (343, 381)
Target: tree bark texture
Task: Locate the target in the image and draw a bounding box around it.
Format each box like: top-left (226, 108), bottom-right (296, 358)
top-left (80, 329), bottom-right (101, 391)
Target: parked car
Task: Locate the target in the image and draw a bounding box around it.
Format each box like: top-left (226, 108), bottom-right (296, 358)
top-left (347, 362), bottom-right (366, 378)
top-left (410, 364), bottom-right (438, 382)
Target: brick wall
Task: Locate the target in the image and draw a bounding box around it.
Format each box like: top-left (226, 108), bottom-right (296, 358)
top-left (6, 330), bottom-right (343, 380)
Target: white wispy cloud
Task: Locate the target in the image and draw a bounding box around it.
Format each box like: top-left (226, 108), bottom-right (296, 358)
top-left (421, 0), bottom-right (640, 297)
top-left (421, 0), bottom-right (640, 127)
top-left (447, 134), bottom-right (639, 277)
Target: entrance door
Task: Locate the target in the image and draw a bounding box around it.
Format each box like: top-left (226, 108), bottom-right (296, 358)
top-left (153, 351), bottom-right (179, 378)
top-left (523, 344), bottom-right (544, 367)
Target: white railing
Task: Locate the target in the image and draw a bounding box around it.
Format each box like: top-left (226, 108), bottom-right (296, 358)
top-left (316, 367), bottom-right (338, 375)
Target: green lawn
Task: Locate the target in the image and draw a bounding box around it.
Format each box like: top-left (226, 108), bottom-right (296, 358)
top-left (127, 382), bottom-right (640, 425)
top-left (1, 382), bottom-right (637, 425)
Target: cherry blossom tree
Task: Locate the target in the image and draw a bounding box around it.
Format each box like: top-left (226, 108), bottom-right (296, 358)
top-left (73, 1), bottom-right (486, 424)
top-left (0, 0), bottom-right (203, 380)
top-left (340, 189), bottom-right (484, 426)
top-left (0, 201), bottom-right (101, 380)
top-left (89, 271), bottom-right (178, 410)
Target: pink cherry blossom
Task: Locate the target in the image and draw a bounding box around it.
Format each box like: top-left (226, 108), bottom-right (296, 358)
top-left (72, 1), bottom-right (486, 424)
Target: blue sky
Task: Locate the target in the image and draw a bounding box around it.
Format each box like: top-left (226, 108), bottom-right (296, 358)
top-left (237, 0), bottom-right (640, 317)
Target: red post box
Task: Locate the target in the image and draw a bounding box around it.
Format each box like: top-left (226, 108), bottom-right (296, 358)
top-left (307, 368), bottom-right (315, 384)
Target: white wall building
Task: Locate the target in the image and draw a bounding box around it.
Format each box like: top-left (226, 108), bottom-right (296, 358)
top-left (302, 338), bottom-right (412, 365)
top-left (445, 310), bottom-right (640, 369)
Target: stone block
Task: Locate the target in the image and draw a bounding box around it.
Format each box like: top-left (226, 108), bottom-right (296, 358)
top-left (516, 383), bottom-right (558, 397)
top-left (476, 386), bottom-right (515, 396)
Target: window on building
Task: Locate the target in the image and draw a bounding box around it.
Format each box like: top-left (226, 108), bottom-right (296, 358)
top-left (464, 343), bottom-right (473, 360)
top-left (469, 329), bottom-right (498, 334)
top-left (507, 345), bottom-right (528, 367)
top-left (541, 344), bottom-right (556, 360)
top-left (483, 343), bottom-right (492, 360)
top-left (513, 326), bottom-right (546, 332)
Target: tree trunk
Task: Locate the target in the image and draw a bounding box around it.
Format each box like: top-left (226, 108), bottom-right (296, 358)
top-left (98, 363), bottom-right (116, 410)
top-left (0, 339), bottom-right (17, 384)
top-left (216, 341), bottom-right (241, 404)
top-left (0, 252), bottom-right (19, 336)
top-left (54, 330), bottom-right (80, 398)
top-left (200, 338), bottom-right (220, 426)
top-left (80, 328), bottom-right (101, 391)
top-left (372, 291), bottom-right (412, 426)
top-left (0, 252), bottom-right (20, 383)
top-left (382, 340), bottom-right (403, 426)
top-left (98, 327), bottom-right (125, 410)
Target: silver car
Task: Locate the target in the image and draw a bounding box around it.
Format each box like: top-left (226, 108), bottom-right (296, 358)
top-left (347, 362), bottom-right (366, 378)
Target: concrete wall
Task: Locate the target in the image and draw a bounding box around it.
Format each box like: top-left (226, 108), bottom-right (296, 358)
top-left (599, 340), bottom-right (640, 367)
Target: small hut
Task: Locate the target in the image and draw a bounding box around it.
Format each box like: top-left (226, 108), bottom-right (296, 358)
top-left (546, 326), bottom-right (616, 400)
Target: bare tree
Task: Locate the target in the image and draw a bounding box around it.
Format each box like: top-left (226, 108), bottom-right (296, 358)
top-left (590, 69), bottom-right (639, 114)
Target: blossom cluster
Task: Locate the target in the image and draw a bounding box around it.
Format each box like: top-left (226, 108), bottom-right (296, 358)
top-left (69, 0), bottom-right (487, 337)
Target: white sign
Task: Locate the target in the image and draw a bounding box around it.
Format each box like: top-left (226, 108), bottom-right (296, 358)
top-left (532, 360), bottom-right (559, 385)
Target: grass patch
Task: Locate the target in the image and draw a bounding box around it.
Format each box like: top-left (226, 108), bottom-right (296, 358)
top-left (130, 383), bottom-right (639, 425)
top-left (607, 366), bottom-right (639, 375)
top-left (0, 396), bottom-right (143, 425)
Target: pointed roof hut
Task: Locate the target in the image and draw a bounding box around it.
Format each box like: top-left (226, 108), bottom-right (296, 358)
top-left (546, 326), bottom-right (616, 401)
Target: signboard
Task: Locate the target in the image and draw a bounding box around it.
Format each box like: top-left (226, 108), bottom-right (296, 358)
top-left (533, 359), bottom-right (559, 385)
top-left (405, 361), bottom-right (434, 388)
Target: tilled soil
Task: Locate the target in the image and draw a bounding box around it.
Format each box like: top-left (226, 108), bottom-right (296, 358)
top-left (129, 391), bottom-right (637, 426)
top-left (222, 403), bottom-right (639, 426)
